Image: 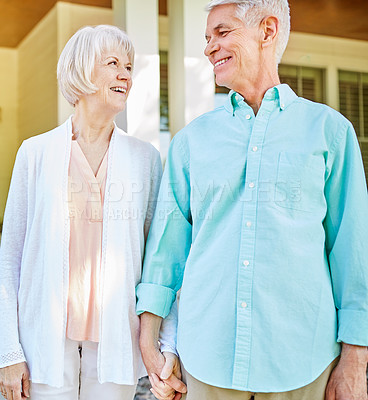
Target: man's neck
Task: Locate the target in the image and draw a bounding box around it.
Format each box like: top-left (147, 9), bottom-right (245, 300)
top-left (236, 69), bottom-right (280, 115)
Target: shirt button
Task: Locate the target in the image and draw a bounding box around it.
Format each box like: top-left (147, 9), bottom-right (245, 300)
top-left (241, 302), bottom-right (247, 308)
top-left (252, 146), bottom-right (258, 152)
top-left (243, 260), bottom-right (250, 267)
top-left (246, 221), bottom-right (252, 227)
top-left (249, 182), bottom-right (255, 188)
top-left (246, 114), bottom-right (251, 120)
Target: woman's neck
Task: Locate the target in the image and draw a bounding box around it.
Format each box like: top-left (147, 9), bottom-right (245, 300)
top-left (72, 103), bottom-right (115, 144)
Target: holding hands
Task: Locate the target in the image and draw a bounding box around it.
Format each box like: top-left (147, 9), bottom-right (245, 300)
top-left (139, 312), bottom-right (187, 400)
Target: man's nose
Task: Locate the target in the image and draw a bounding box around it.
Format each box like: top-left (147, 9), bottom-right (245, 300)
top-left (204, 39), bottom-right (219, 57)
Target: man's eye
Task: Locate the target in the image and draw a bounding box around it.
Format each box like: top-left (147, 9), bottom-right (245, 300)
top-left (219, 31), bottom-right (229, 36)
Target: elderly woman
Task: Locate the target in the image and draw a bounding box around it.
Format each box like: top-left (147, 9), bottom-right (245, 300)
top-left (0, 25), bottom-right (179, 400)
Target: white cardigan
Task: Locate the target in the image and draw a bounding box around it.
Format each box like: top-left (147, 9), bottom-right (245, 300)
top-left (0, 117), bottom-right (176, 387)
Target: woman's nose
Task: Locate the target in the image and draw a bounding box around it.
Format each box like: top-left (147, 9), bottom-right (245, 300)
top-left (117, 69), bottom-right (131, 80)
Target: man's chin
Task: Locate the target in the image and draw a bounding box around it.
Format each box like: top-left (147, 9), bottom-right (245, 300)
top-left (215, 78), bottom-right (231, 91)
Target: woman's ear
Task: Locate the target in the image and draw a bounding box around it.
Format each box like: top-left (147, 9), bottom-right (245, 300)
top-left (260, 15), bottom-right (279, 49)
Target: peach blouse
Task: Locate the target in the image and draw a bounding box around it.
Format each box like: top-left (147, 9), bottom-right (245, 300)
top-left (66, 140), bottom-right (108, 342)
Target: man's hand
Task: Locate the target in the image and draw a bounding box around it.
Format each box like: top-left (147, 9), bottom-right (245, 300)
top-left (148, 352), bottom-right (185, 400)
top-left (0, 362), bottom-right (30, 400)
top-left (326, 343), bottom-right (368, 400)
top-left (140, 312), bottom-right (187, 400)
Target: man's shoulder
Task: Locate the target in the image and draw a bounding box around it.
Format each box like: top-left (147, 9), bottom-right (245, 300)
top-left (175, 105), bottom-right (228, 139)
top-left (293, 97), bottom-right (352, 128)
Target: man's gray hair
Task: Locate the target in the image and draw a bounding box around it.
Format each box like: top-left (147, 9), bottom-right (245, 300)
top-left (205, 0), bottom-right (290, 64)
top-left (57, 25), bottom-right (135, 106)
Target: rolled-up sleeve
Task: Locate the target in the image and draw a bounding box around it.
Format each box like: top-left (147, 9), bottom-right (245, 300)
top-left (137, 133), bottom-right (192, 318)
top-left (323, 122), bottom-right (368, 346)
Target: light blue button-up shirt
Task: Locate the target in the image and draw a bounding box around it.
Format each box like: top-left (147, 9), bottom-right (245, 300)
top-left (136, 84), bottom-right (368, 392)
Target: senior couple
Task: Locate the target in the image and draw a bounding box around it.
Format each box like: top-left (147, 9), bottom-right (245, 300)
top-left (0, 1), bottom-right (367, 400)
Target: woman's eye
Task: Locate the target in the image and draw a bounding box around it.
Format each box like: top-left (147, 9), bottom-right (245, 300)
top-left (126, 65), bottom-right (132, 72)
top-left (108, 60), bottom-right (118, 66)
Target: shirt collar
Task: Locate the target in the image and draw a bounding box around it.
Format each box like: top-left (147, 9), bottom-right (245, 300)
top-left (224, 84), bottom-right (298, 115)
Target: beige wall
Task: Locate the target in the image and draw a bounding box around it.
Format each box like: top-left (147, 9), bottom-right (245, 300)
top-left (18, 7), bottom-right (58, 143)
top-left (0, 48), bottom-right (18, 218)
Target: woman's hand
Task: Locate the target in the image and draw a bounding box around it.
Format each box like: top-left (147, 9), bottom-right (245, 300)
top-left (148, 352), bottom-right (186, 400)
top-left (0, 362), bottom-right (30, 400)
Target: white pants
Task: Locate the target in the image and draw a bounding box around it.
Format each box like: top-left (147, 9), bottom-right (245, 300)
top-left (30, 339), bottom-right (137, 400)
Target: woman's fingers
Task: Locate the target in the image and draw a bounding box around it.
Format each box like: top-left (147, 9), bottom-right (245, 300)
top-left (0, 363), bottom-right (30, 400)
top-left (149, 373), bottom-right (176, 399)
top-left (150, 387), bottom-right (175, 400)
top-left (21, 370), bottom-right (30, 398)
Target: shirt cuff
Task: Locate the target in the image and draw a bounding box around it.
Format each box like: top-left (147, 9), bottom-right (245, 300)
top-left (337, 309), bottom-right (368, 346)
top-left (136, 283), bottom-right (176, 318)
top-left (160, 343), bottom-right (178, 356)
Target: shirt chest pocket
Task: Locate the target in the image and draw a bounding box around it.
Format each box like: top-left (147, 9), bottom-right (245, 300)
top-left (275, 152), bottom-right (326, 213)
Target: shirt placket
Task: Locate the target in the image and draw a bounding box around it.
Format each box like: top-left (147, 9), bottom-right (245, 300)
top-left (232, 95), bottom-right (275, 389)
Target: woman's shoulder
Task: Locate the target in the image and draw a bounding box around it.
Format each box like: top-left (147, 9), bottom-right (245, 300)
top-left (21, 122), bottom-right (68, 152)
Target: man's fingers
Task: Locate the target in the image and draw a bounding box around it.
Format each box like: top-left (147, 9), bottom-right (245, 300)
top-left (325, 384), bottom-right (336, 400)
top-left (164, 374), bottom-right (187, 394)
top-left (173, 392), bottom-right (182, 400)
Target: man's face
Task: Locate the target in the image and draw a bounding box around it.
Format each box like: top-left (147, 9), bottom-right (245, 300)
top-left (204, 4), bottom-right (262, 92)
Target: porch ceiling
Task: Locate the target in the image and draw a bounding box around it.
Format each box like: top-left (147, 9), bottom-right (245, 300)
top-left (0, 0), bottom-right (367, 48)
top-left (0, 0), bottom-right (111, 48)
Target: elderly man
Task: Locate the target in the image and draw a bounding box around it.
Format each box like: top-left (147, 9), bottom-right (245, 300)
top-left (136, 1), bottom-right (368, 399)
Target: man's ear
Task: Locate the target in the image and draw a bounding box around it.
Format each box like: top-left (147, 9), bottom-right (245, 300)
top-left (260, 15), bottom-right (279, 49)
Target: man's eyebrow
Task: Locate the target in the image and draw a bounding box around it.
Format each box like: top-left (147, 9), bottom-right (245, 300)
top-left (214, 23), bottom-right (229, 30)
top-left (205, 23), bottom-right (230, 39)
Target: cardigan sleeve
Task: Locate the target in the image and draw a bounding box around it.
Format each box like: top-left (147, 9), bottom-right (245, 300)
top-left (0, 143), bottom-right (28, 367)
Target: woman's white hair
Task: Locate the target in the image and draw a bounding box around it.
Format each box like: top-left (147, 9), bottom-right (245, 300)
top-left (205, 0), bottom-right (290, 64)
top-left (57, 24), bottom-right (135, 106)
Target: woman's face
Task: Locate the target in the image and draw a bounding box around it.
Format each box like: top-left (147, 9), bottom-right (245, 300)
top-left (84, 49), bottom-right (133, 116)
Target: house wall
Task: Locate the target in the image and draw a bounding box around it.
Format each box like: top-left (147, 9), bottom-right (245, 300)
top-left (18, 6), bottom-right (58, 143)
top-left (0, 48), bottom-right (18, 218)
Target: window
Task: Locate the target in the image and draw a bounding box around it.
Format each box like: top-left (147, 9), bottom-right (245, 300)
top-left (214, 64), bottom-right (326, 107)
top-left (339, 71), bottom-right (368, 182)
top-left (159, 0), bottom-right (167, 15)
top-left (278, 64), bottom-right (325, 103)
top-left (159, 50), bottom-right (169, 132)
